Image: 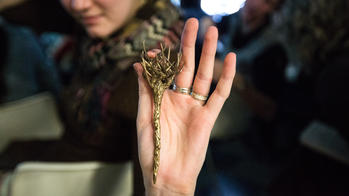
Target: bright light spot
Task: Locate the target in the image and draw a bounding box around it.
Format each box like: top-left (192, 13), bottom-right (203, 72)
top-left (171, 0), bottom-right (181, 7)
top-left (201, 0), bottom-right (246, 16)
top-left (212, 15), bottom-right (223, 23)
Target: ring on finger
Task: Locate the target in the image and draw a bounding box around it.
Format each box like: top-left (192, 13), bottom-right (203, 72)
top-left (174, 86), bottom-right (191, 95)
top-left (191, 91), bottom-right (208, 101)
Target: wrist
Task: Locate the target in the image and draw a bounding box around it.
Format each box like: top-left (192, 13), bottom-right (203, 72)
top-left (144, 179), bottom-right (196, 196)
top-left (145, 185), bottom-right (194, 196)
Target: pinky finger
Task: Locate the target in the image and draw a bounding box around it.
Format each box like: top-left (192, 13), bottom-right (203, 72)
top-left (205, 52), bottom-right (236, 117)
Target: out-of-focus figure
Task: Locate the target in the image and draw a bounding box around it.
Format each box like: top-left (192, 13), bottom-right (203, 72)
top-left (0, 16), bottom-right (60, 104)
top-left (213, 0), bottom-right (288, 138)
top-left (196, 1), bottom-right (290, 195)
top-left (269, 0), bottom-right (349, 195)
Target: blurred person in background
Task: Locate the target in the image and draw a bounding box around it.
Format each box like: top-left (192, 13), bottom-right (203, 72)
top-left (0, 16), bottom-right (61, 189)
top-left (268, 0), bottom-right (349, 195)
top-left (0, 16), bottom-right (60, 104)
top-left (216, 0), bottom-right (287, 122)
top-left (211, 0), bottom-right (288, 144)
top-left (212, 0), bottom-right (289, 157)
top-left (200, 0), bottom-right (349, 195)
top-left (194, 0), bottom-right (290, 195)
top-left (278, 0), bottom-right (349, 137)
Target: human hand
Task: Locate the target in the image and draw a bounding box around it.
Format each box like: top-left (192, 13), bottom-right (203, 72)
top-left (134, 18), bottom-right (236, 196)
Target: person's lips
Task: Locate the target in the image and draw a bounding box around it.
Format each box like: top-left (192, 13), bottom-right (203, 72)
top-left (81, 15), bottom-right (102, 25)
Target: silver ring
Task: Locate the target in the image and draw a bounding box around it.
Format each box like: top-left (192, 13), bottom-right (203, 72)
top-left (174, 86), bottom-right (191, 95)
top-left (191, 91), bottom-right (208, 101)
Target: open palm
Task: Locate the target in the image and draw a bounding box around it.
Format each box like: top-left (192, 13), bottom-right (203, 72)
top-left (134, 18), bottom-right (236, 195)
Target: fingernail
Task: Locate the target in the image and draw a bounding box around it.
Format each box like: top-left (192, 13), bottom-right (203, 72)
top-left (151, 49), bottom-right (161, 53)
top-left (147, 51), bottom-right (156, 58)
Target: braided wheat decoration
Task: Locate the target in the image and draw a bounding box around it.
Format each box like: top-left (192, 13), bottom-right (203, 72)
top-left (141, 44), bottom-right (182, 184)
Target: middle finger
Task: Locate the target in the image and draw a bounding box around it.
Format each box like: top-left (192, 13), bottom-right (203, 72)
top-left (192, 26), bottom-right (218, 98)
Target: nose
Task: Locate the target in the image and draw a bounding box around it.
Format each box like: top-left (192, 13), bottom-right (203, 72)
top-left (70, 0), bottom-right (92, 12)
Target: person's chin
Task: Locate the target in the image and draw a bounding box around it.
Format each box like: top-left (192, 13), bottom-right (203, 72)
top-left (86, 26), bottom-right (112, 38)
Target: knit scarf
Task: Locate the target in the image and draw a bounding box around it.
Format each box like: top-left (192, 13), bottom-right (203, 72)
top-left (78, 1), bottom-right (183, 74)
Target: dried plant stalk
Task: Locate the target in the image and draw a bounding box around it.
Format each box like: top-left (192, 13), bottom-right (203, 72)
top-left (141, 44), bottom-right (182, 184)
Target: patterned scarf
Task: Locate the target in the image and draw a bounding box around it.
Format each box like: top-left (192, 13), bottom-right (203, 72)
top-left (79, 1), bottom-right (183, 74)
top-left (60, 0), bottom-right (184, 142)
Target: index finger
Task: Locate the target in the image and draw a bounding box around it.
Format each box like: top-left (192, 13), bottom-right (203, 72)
top-left (175, 18), bottom-right (199, 88)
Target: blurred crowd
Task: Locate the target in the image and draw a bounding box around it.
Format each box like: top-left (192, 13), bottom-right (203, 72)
top-left (1, 0), bottom-right (349, 195)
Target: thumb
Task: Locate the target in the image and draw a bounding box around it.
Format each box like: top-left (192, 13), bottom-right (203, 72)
top-left (134, 63), bottom-right (153, 131)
